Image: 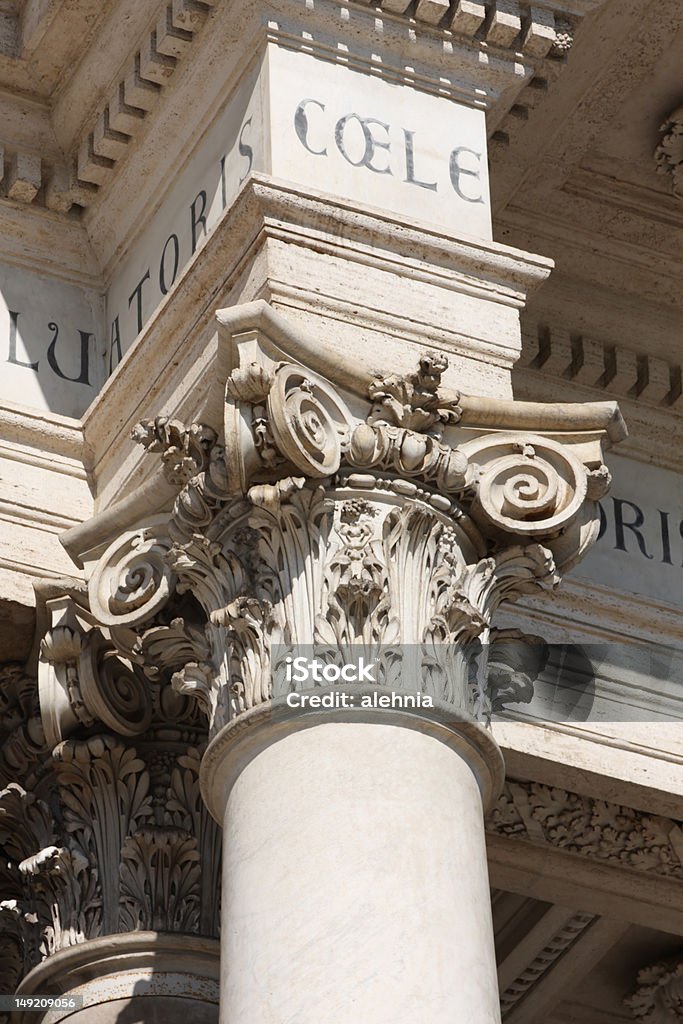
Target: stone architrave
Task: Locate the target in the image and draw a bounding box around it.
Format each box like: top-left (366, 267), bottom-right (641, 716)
top-left (40, 300), bottom-right (624, 1024)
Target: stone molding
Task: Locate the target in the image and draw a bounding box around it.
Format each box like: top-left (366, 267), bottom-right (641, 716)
top-left (13, 932), bottom-right (220, 1024)
top-left (626, 959), bottom-right (683, 1023)
top-left (487, 779), bottom-right (683, 881)
top-left (0, 0), bottom-right (217, 215)
top-left (199, 693), bottom-right (506, 821)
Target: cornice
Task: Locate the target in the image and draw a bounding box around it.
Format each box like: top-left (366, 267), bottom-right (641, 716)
top-left (497, 207), bottom-right (683, 309)
top-left (494, 714), bottom-right (683, 824)
top-left (0, 0), bottom-right (607, 221)
top-left (564, 167), bottom-right (683, 230)
top-left (512, 363), bottom-right (683, 475)
top-left (505, 573), bottom-right (683, 648)
top-left (517, 314), bottom-right (683, 410)
top-left (0, 400), bottom-right (86, 463)
top-left (499, 910), bottom-right (596, 1018)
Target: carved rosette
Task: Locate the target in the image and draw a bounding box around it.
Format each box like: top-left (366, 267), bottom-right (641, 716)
top-left (74, 346), bottom-right (616, 736)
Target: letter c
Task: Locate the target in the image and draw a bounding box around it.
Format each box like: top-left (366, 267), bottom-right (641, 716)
top-left (295, 99), bottom-right (327, 156)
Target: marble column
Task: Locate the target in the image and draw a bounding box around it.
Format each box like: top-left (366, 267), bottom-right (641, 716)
top-left (205, 713), bottom-right (503, 1024)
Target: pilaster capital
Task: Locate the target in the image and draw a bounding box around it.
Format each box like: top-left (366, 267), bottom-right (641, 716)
top-left (58, 301), bottom-right (624, 743)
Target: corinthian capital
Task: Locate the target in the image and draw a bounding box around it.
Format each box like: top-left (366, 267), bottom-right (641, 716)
top-left (59, 301), bottom-right (625, 737)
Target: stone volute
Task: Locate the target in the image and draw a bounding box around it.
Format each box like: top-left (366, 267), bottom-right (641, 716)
top-left (6, 300), bottom-right (624, 1024)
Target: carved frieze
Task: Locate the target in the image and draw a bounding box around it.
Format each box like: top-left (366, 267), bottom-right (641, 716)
top-left (487, 780), bottom-right (683, 880)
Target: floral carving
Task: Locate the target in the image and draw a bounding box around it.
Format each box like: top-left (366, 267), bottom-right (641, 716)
top-left (0, 664), bottom-right (46, 791)
top-left (0, 723), bottom-right (222, 985)
top-left (367, 351), bottom-right (462, 438)
top-left (626, 960), bottom-right (683, 1022)
top-left (131, 418), bottom-right (220, 487)
top-left (81, 344), bottom-right (615, 732)
top-left (488, 780), bottom-right (683, 879)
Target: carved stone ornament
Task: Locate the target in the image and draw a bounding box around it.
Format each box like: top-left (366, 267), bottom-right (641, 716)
top-left (655, 103), bottom-right (683, 199)
top-left (626, 960), bottom-right (683, 1023)
top-left (487, 780), bottom-right (683, 880)
top-left (38, 595), bottom-right (153, 748)
top-left (0, 714), bottom-right (222, 983)
top-left (1, 619), bottom-right (221, 988)
top-left (61, 302), bottom-right (623, 738)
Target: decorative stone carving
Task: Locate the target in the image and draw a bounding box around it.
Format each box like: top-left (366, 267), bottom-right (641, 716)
top-left (1, 632), bottom-right (221, 992)
top-left (51, 301), bottom-right (619, 742)
top-left (57, 324), bottom-right (613, 737)
top-left (0, 664), bottom-right (47, 791)
top-left (461, 434), bottom-right (588, 539)
top-left (655, 104), bottom-right (683, 199)
top-left (0, 730), bottom-right (221, 974)
top-left (38, 597), bottom-right (153, 746)
top-left (626, 960), bottom-right (683, 1023)
top-left (0, 900), bottom-right (27, 1014)
top-left (550, 17), bottom-right (575, 57)
top-left (88, 518), bottom-right (177, 626)
top-left (367, 351), bottom-right (462, 437)
top-left (348, 423), bottom-right (468, 492)
top-left (487, 629), bottom-right (548, 713)
top-left (487, 780), bottom-right (683, 879)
